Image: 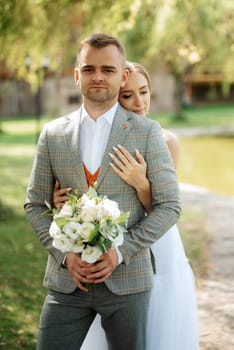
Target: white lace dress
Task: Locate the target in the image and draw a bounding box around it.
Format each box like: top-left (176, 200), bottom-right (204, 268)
top-left (81, 225), bottom-right (199, 350)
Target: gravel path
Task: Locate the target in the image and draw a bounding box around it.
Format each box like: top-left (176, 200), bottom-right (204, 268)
top-left (180, 184), bottom-right (234, 350)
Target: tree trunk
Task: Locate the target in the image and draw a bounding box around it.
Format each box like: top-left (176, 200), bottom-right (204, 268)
top-left (173, 75), bottom-right (186, 121)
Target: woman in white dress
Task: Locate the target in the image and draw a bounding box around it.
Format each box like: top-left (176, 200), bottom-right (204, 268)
top-left (53, 62), bottom-right (199, 350)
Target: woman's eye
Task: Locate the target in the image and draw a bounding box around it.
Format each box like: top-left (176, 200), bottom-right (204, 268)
top-left (121, 94), bottom-right (132, 99)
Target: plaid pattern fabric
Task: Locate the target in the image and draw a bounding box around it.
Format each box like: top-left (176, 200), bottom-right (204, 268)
top-left (25, 105), bottom-right (181, 295)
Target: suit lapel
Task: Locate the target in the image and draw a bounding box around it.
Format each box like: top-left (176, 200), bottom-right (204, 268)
top-left (62, 106), bottom-right (133, 193)
top-left (63, 109), bottom-right (88, 192)
top-left (96, 106), bottom-right (133, 190)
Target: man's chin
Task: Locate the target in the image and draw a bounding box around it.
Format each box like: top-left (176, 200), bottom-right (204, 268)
top-left (86, 92), bottom-right (116, 103)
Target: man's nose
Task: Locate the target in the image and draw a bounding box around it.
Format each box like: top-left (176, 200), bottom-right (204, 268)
top-left (91, 70), bottom-right (104, 82)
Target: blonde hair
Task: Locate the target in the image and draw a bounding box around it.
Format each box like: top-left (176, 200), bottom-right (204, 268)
top-left (125, 61), bottom-right (152, 93)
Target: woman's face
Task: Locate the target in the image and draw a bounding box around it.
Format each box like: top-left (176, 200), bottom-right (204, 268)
top-left (118, 70), bottom-right (151, 115)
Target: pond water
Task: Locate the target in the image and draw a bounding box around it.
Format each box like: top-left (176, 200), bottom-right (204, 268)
top-left (178, 136), bottom-right (234, 196)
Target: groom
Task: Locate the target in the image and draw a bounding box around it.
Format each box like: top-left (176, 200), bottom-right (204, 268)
top-left (25, 33), bottom-right (181, 350)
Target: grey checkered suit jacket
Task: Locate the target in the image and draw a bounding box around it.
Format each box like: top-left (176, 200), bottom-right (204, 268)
top-left (25, 105), bottom-right (181, 295)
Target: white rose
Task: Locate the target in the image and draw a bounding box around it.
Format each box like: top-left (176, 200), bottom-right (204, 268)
top-left (63, 221), bottom-right (82, 239)
top-left (78, 194), bottom-right (97, 222)
top-left (80, 194), bottom-right (96, 208)
top-left (80, 222), bottom-right (96, 241)
top-left (56, 202), bottom-right (73, 218)
top-left (81, 245), bottom-right (103, 263)
top-left (49, 220), bottom-right (62, 238)
top-left (80, 206), bottom-right (97, 222)
top-left (52, 235), bottom-right (73, 253)
top-left (97, 199), bottom-right (120, 220)
top-left (99, 220), bottom-right (113, 239)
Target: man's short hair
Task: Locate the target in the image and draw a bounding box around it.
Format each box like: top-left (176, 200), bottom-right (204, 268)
top-left (77, 33), bottom-right (126, 63)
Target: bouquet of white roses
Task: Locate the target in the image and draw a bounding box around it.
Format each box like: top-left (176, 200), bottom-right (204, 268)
top-left (47, 187), bottom-right (130, 263)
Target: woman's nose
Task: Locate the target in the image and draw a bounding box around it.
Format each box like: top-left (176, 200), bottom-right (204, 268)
top-left (134, 95), bottom-right (143, 106)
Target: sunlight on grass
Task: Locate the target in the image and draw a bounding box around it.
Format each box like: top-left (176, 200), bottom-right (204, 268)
top-left (152, 104), bottom-right (234, 128)
top-left (1, 117), bottom-right (51, 134)
top-left (3, 121), bottom-right (38, 134)
top-left (1, 145), bottom-right (35, 157)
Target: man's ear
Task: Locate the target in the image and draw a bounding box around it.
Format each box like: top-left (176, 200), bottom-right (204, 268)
top-left (74, 68), bottom-right (79, 85)
top-left (120, 68), bottom-right (129, 88)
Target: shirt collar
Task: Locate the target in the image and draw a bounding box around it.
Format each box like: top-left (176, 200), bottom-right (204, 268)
top-left (80, 103), bottom-right (118, 126)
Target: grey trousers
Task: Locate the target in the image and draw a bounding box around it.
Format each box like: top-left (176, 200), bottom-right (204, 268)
top-left (37, 283), bottom-right (151, 350)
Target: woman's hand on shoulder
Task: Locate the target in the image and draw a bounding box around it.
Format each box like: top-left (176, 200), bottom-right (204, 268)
top-left (109, 145), bottom-right (152, 212)
top-left (109, 145), bottom-right (148, 190)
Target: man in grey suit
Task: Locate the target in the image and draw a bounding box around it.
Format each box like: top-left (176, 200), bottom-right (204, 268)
top-left (25, 33), bottom-right (181, 350)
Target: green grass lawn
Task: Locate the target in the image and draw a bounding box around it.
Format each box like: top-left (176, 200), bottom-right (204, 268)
top-left (150, 104), bottom-right (234, 127)
top-left (0, 212), bottom-right (46, 349)
top-left (0, 145), bottom-right (46, 349)
top-left (0, 106), bottom-right (233, 348)
top-left (0, 117), bottom-right (49, 348)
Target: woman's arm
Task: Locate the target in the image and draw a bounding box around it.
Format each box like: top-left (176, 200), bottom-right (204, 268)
top-left (162, 129), bottom-right (180, 169)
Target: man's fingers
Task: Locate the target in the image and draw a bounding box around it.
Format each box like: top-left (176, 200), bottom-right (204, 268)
top-left (75, 278), bottom-right (88, 291)
top-left (87, 266), bottom-right (112, 282)
top-left (93, 271), bottom-right (112, 283)
top-left (66, 251), bottom-right (117, 289)
top-left (72, 269), bottom-right (95, 291)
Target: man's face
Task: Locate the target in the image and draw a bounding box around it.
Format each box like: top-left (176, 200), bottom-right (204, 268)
top-left (76, 44), bottom-right (128, 105)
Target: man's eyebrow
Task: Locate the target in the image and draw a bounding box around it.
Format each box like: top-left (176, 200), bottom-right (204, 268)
top-left (80, 64), bottom-right (93, 68)
top-left (102, 65), bottom-right (117, 70)
top-left (80, 64), bottom-right (117, 70)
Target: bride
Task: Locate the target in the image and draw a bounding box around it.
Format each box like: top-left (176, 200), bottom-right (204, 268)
top-left (53, 61), bottom-right (199, 350)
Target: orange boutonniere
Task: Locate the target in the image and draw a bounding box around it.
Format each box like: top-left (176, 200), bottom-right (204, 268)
top-left (122, 124), bottom-right (128, 129)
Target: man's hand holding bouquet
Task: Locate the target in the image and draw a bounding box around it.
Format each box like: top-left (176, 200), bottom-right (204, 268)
top-left (45, 186), bottom-right (130, 291)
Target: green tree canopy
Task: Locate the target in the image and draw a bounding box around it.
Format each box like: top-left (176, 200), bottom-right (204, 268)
top-left (0, 0), bottom-right (233, 91)
top-left (0, 0), bottom-right (154, 88)
top-left (145, 0), bottom-right (234, 80)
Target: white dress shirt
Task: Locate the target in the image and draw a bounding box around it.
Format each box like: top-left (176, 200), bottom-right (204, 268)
top-left (80, 103), bottom-right (118, 174)
top-left (79, 102), bottom-right (123, 264)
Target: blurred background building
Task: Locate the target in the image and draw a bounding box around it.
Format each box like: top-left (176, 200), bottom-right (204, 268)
top-left (1, 66), bottom-right (233, 118)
